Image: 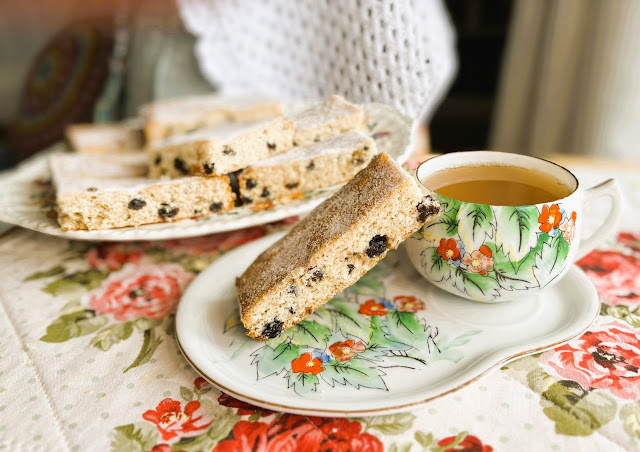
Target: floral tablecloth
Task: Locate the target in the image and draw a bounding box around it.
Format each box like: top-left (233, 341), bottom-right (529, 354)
top-left (1, 163), bottom-right (639, 452)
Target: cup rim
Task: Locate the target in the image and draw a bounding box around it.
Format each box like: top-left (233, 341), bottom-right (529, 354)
top-left (414, 150), bottom-right (580, 207)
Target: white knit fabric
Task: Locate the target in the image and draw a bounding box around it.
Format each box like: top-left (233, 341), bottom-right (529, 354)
top-left (177, 0), bottom-right (457, 121)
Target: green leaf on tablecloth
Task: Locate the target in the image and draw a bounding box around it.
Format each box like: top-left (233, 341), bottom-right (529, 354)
top-left (162, 315), bottom-right (175, 336)
top-left (601, 304), bottom-right (640, 328)
top-left (620, 401), bottom-right (640, 440)
top-left (286, 369), bottom-right (319, 395)
top-left (40, 310), bottom-right (108, 343)
top-left (290, 320), bottom-right (331, 349)
top-left (247, 411), bottom-right (262, 422)
top-left (110, 422), bottom-right (158, 452)
top-left (180, 386), bottom-right (194, 402)
top-left (539, 380), bottom-right (617, 436)
top-left (357, 412), bottom-right (415, 435)
top-left (414, 431), bottom-right (433, 447)
top-left (132, 317), bottom-right (162, 332)
top-left (330, 299), bottom-right (372, 342)
top-left (42, 269), bottom-right (110, 296)
top-left (320, 358), bottom-right (387, 390)
top-left (387, 443), bottom-right (413, 452)
top-left (123, 329), bottom-right (163, 373)
top-left (252, 342), bottom-right (299, 378)
top-left (172, 406), bottom-right (239, 452)
top-left (90, 322), bottom-right (134, 351)
top-left (24, 265), bottom-right (66, 281)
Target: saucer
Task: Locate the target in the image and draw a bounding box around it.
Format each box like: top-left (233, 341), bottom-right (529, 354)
top-left (175, 232), bottom-right (599, 416)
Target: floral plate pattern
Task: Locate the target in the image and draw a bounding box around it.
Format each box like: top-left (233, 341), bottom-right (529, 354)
top-left (175, 232), bottom-right (600, 416)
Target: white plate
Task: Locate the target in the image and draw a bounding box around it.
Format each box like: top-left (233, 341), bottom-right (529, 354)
top-left (175, 232), bottom-right (600, 417)
top-left (0, 102), bottom-right (413, 241)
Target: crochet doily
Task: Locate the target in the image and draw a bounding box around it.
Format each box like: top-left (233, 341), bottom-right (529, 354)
top-left (177, 0), bottom-right (457, 120)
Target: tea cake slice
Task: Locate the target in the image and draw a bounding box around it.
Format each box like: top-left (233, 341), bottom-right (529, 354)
top-left (236, 152), bottom-right (440, 340)
top-left (147, 118), bottom-right (294, 178)
top-left (66, 122), bottom-right (144, 153)
top-left (237, 131), bottom-right (376, 207)
top-left (290, 95), bottom-right (364, 147)
top-left (51, 153), bottom-right (235, 230)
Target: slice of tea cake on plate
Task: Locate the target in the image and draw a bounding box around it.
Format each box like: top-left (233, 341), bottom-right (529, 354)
top-left (236, 152), bottom-right (440, 340)
top-left (66, 122), bottom-right (144, 153)
top-left (237, 131), bottom-right (376, 207)
top-left (147, 118), bottom-right (295, 178)
top-left (290, 95), bottom-right (364, 147)
top-left (51, 153), bottom-right (235, 230)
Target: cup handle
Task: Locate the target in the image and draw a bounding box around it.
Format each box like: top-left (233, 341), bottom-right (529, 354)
top-left (576, 179), bottom-right (623, 259)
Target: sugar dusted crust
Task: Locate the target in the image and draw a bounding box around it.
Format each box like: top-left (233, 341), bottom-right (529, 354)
top-left (236, 152), bottom-right (440, 340)
top-left (237, 131), bottom-right (376, 206)
top-left (65, 123), bottom-right (144, 153)
top-left (290, 95), bottom-right (365, 147)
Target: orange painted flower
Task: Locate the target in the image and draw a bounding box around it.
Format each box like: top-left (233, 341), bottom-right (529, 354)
top-left (559, 211), bottom-right (577, 243)
top-left (291, 353), bottom-right (324, 375)
top-left (436, 238), bottom-right (461, 261)
top-left (359, 299), bottom-right (389, 316)
top-left (394, 295), bottom-right (426, 313)
top-left (461, 245), bottom-right (494, 276)
top-left (538, 204), bottom-right (562, 233)
top-left (329, 340), bottom-right (366, 362)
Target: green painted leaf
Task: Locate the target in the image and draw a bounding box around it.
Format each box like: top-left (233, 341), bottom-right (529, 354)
top-left (24, 265), bottom-right (66, 281)
top-left (110, 422), bottom-right (158, 452)
top-left (419, 201), bottom-right (459, 243)
top-left (290, 320), bottom-right (331, 349)
top-left (385, 310), bottom-right (428, 348)
top-left (540, 380), bottom-right (617, 436)
top-left (40, 310), bottom-right (108, 343)
top-left (620, 401), bottom-right (640, 441)
top-left (431, 329), bottom-right (481, 363)
top-left (434, 194), bottom-right (462, 215)
top-left (534, 233), bottom-right (570, 288)
top-left (350, 276), bottom-right (385, 296)
top-left (180, 386), bottom-right (194, 402)
top-left (252, 342), bottom-right (299, 377)
top-left (224, 309), bottom-right (242, 331)
top-left (452, 268), bottom-right (501, 301)
top-left (287, 370), bottom-right (319, 394)
top-left (419, 247), bottom-right (451, 282)
top-left (321, 358), bottom-right (387, 390)
top-left (457, 203), bottom-right (495, 254)
top-left (414, 431), bottom-right (433, 447)
top-left (516, 232), bottom-right (550, 273)
top-left (365, 315), bottom-right (410, 356)
top-left (494, 206), bottom-right (540, 261)
top-left (42, 269), bottom-right (110, 296)
top-left (359, 413), bottom-right (416, 435)
top-left (123, 329), bottom-right (163, 373)
top-left (494, 267), bottom-right (539, 291)
top-left (307, 307), bottom-right (333, 328)
top-left (90, 322), bottom-right (134, 351)
top-left (329, 300), bottom-right (372, 342)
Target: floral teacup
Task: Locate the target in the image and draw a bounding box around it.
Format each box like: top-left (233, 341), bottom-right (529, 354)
top-left (406, 151), bottom-right (623, 302)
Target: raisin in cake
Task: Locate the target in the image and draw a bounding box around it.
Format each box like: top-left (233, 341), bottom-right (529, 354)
top-left (237, 131), bottom-right (376, 207)
top-left (51, 153), bottom-right (235, 230)
top-left (236, 152), bottom-right (440, 340)
top-left (147, 119), bottom-right (294, 178)
top-left (66, 122), bottom-right (144, 153)
top-left (290, 95), bottom-right (364, 147)
top-left (142, 94), bottom-right (283, 142)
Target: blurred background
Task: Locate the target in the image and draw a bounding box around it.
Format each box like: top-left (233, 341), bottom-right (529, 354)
top-left (1, 0), bottom-right (639, 169)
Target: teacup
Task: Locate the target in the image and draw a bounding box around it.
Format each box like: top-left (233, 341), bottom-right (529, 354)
top-left (406, 151), bottom-right (623, 302)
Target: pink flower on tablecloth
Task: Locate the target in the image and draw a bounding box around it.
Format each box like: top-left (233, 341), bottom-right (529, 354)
top-left (539, 319), bottom-right (640, 399)
top-left (576, 250), bottom-right (640, 305)
top-left (217, 392), bottom-right (275, 417)
top-left (86, 242), bottom-right (143, 270)
top-left (619, 232), bottom-right (640, 253)
top-left (162, 226), bottom-right (267, 256)
top-left (143, 398), bottom-right (213, 441)
top-left (438, 433), bottom-right (493, 452)
top-left (146, 445), bottom-right (177, 452)
top-left (86, 264), bottom-right (193, 321)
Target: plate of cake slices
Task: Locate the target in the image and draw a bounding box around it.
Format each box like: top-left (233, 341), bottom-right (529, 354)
top-left (0, 95), bottom-right (415, 241)
top-left (175, 153), bottom-right (599, 416)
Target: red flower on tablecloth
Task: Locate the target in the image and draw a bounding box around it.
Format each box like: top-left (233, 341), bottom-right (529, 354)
top-left (162, 226), bottom-right (267, 256)
top-left (359, 299), bottom-right (389, 316)
top-left (539, 319), bottom-right (640, 399)
top-left (538, 204), bottom-right (562, 233)
top-left (212, 414), bottom-right (382, 452)
top-left (329, 340), bottom-right (366, 362)
top-left (291, 353), bottom-right (324, 375)
top-left (619, 232), bottom-right (640, 253)
top-left (559, 211), bottom-right (577, 244)
top-left (142, 398), bottom-right (213, 441)
top-left (147, 445), bottom-right (182, 452)
top-left (86, 242), bottom-right (143, 270)
top-left (194, 377), bottom-right (210, 390)
top-left (394, 295), bottom-right (426, 313)
top-left (460, 245), bottom-right (494, 276)
top-left (437, 238), bottom-right (461, 261)
top-left (438, 433), bottom-right (493, 452)
top-left (217, 392), bottom-right (275, 417)
top-left (576, 250), bottom-right (640, 305)
top-left (86, 264), bottom-right (193, 321)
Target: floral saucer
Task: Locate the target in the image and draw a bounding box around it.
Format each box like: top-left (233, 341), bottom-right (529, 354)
top-left (175, 232), bottom-right (599, 416)
top-left (0, 102), bottom-right (412, 241)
